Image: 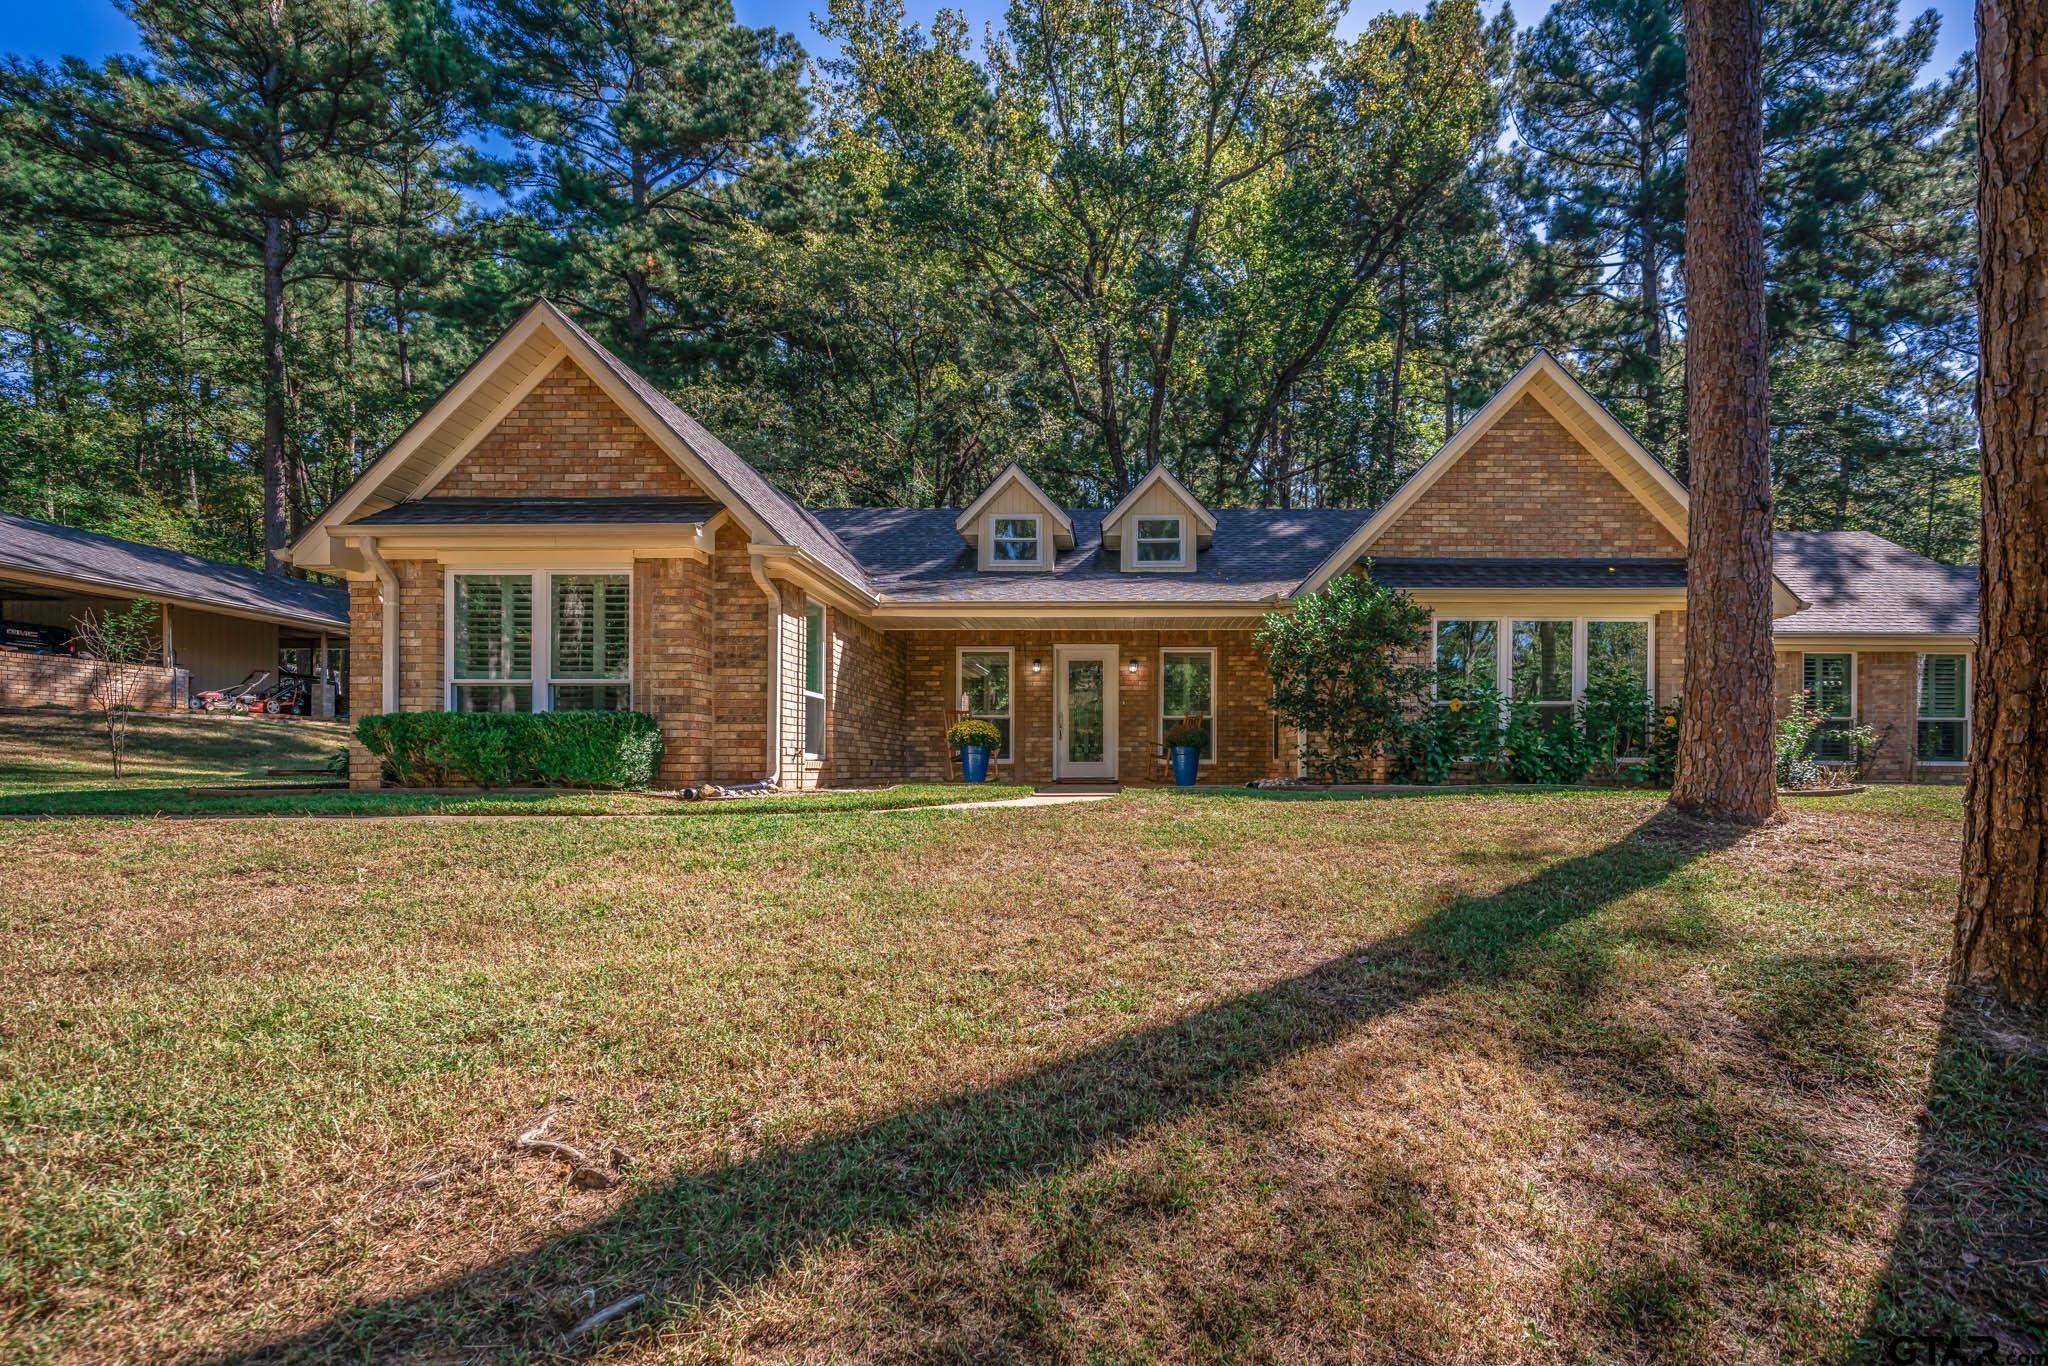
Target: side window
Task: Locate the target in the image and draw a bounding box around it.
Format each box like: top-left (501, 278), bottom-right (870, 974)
top-left (802, 603), bottom-right (825, 758)
top-left (1802, 653), bottom-right (1855, 761)
top-left (990, 516), bottom-right (1042, 565)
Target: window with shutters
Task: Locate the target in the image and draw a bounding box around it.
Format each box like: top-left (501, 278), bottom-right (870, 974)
top-left (447, 570), bottom-right (630, 713)
top-left (1917, 654), bottom-right (1969, 764)
top-left (1802, 653), bottom-right (1855, 761)
top-left (451, 575), bottom-right (534, 712)
top-left (550, 575), bottom-right (631, 710)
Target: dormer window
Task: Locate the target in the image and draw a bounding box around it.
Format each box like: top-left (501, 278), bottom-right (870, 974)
top-left (1134, 517), bottom-right (1185, 565)
top-left (991, 515), bottom-right (1043, 566)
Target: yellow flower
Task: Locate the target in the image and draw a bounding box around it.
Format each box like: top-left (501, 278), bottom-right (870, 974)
top-left (1663, 714), bottom-right (1678, 728)
top-left (1447, 698), bottom-right (1464, 713)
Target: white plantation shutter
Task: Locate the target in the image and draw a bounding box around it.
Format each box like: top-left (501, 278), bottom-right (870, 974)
top-left (1920, 655), bottom-right (1966, 717)
top-left (454, 575), bottom-right (531, 680)
top-left (551, 576), bottom-right (628, 680)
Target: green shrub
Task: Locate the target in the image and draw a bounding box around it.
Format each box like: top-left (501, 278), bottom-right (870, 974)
top-left (1391, 685), bottom-right (1502, 784)
top-left (1258, 573), bottom-right (1434, 781)
top-left (946, 718), bottom-right (1003, 751)
top-left (1643, 701), bottom-right (1682, 787)
top-left (355, 711), bottom-right (664, 789)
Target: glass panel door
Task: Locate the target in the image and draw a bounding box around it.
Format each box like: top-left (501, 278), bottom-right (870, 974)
top-left (1066, 659), bottom-right (1104, 764)
top-left (1055, 646), bottom-right (1117, 780)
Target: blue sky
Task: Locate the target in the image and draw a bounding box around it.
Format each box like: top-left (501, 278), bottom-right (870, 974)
top-left (0, 0), bottom-right (1976, 78)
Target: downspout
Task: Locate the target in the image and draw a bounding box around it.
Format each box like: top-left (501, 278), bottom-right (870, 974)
top-left (740, 553), bottom-right (782, 791)
top-left (360, 535), bottom-right (400, 713)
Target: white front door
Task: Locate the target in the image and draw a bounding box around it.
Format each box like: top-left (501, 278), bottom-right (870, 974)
top-left (1054, 645), bottom-right (1118, 782)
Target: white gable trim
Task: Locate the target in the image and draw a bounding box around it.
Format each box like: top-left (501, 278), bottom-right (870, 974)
top-left (1296, 351), bottom-right (1692, 596)
top-left (1101, 464), bottom-right (1217, 538)
top-left (409, 344), bottom-right (569, 498)
top-left (954, 464), bottom-right (1075, 544)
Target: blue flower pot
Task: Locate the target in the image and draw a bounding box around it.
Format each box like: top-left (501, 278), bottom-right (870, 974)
top-left (961, 744), bottom-right (992, 784)
top-left (1170, 744), bottom-right (1201, 787)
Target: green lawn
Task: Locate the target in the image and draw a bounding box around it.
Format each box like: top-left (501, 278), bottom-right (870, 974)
top-left (0, 712), bottom-right (1028, 816)
top-left (1, 772), bottom-right (2037, 1362)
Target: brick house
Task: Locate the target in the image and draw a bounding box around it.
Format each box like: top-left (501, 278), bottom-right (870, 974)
top-left (292, 300), bottom-right (1977, 791)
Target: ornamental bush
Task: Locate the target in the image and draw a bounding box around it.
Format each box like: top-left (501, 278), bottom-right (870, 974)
top-left (355, 711), bottom-right (664, 789)
top-left (1258, 574), bottom-right (1434, 781)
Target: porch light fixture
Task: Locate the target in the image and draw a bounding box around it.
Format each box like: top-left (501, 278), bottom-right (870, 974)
top-left (1031, 657), bottom-right (1042, 674)
top-left (1127, 657), bottom-right (1140, 674)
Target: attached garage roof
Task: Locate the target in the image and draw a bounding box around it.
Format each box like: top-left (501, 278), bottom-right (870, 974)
top-left (0, 510), bottom-right (346, 631)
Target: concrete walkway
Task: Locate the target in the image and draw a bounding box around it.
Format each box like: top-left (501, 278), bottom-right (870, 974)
top-left (909, 788), bottom-right (1118, 812)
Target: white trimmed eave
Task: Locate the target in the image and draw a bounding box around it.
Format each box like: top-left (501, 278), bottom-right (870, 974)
top-left (953, 464), bottom-right (1076, 548)
top-left (1099, 464), bottom-right (1218, 549)
top-left (1771, 631), bottom-right (1977, 650)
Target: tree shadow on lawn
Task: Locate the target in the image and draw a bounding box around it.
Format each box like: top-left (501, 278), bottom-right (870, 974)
top-left (228, 810), bottom-right (1747, 1363)
top-left (1862, 991), bottom-right (2048, 1356)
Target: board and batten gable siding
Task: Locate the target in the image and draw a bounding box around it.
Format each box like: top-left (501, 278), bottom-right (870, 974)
top-left (975, 480), bottom-right (1064, 570)
top-left (1113, 479), bottom-right (1204, 572)
top-left (1368, 394), bottom-right (1685, 559)
top-left (425, 358), bottom-right (707, 500)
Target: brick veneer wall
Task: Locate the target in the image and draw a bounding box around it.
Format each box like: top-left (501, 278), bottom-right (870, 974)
top-left (714, 523), bottom-right (772, 783)
top-left (819, 607), bottom-right (908, 786)
top-left (0, 652), bottom-right (187, 711)
top-left (394, 560), bottom-right (444, 712)
top-left (634, 556), bottom-right (716, 787)
top-left (1771, 645), bottom-right (1970, 784)
top-left (899, 629), bottom-right (1294, 786)
top-left (427, 360), bottom-right (705, 500)
top-left (1655, 611), bottom-right (1685, 706)
top-left (347, 579), bottom-right (383, 787)
top-left (1369, 395), bottom-right (1684, 558)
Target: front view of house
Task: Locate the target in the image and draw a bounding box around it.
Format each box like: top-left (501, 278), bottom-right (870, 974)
top-left (294, 301), bottom-right (1978, 791)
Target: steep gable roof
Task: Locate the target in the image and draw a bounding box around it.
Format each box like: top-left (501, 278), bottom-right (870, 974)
top-left (1298, 351), bottom-right (1692, 594)
top-left (953, 464), bottom-right (1076, 547)
top-left (1100, 464), bottom-right (1217, 543)
top-left (292, 300), bottom-right (873, 597)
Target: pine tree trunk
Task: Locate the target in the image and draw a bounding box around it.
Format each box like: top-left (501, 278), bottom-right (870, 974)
top-left (1953, 0), bottom-right (2048, 1005)
top-left (261, 214), bottom-right (292, 576)
top-left (1670, 0), bottom-right (1778, 825)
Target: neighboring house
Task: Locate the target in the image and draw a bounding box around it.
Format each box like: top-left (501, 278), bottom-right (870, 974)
top-left (0, 512), bottom-right (349, 712)
top-left (292, 300), bottom-right (1977, 791)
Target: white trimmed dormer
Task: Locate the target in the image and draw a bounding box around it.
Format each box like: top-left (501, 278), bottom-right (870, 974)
top-left (956, 464), bottom-right (1075, 571)
top-left (1099, 464), bottom-right (1216, 573)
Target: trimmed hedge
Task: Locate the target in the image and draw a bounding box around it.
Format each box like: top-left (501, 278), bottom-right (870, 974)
top-left (355, 711), bottom-right (664, 789)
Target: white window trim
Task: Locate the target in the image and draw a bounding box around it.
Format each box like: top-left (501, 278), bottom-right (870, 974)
top-left (985, 514), bottom-right (1046, 570)
top-left (956, 645), bottom-right (1015, 763)
top-left (1159, 646), bottom-right (1217, 765)
top-left (802, 601), bottom-right (827, 761)
top-left (1428, 613), bottom-right (1656, 711)
top-left (444, 566), bottom-right (633, 713)
top-left (1915, 652), bottom-right (1970, 766)
top-left (1130, 516), bottom-right (1189, 570)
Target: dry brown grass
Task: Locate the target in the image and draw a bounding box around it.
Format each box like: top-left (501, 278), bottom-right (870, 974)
top-left (1, 785), bottom-right (2039, 1363)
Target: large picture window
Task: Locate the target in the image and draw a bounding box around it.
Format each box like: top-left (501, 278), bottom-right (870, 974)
top-left (1803, 653), bottom-right (1855, 761)
top-left (959, 649), bottom-right (1013, 761)
top-left (802, 603), bottom-right (826, 759)
top-left (1917, 653), bottom-right (1969, 764)
top-left (1511, 619), bottom-right (1575, 728)
top-left (451, 574), bottom-right (534, 712)
top-left (1585, 620), bottom-right (1651, 756)
top-left (1434, 620), bottom-right (1498, 701)
top-left (449, 570), bottom-right (630, 713)
top-left (549, 574), bottom-right (630, 711)
top-left (1160, 649), bottom-right (1216, 761)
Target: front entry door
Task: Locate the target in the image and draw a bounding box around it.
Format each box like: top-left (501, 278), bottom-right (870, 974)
top-left (1054, 645), bottom-right (1118, 781)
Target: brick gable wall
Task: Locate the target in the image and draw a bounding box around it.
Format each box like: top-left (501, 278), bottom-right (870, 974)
top-left (426, 359), bottom-right (705, 500)
top-left (1369, 395), bottom-right (1683, 558)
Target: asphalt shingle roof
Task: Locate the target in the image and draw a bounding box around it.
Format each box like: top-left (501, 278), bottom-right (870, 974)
top-left (540, 304), bottom-right (877, 594)
top-left (0, 511), bottom-right (346, 630)
top-left (353, 497), bottom-right (721, 526)
top-left (810, 507), bottom-right (1375, 604)
top-left (1366, 557), bottom-right (1688, 589)
top-left (1771, 530), bottom-right (1977, 637)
